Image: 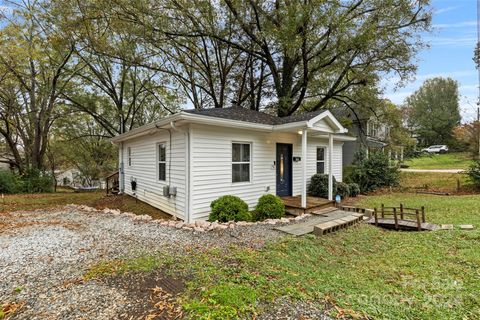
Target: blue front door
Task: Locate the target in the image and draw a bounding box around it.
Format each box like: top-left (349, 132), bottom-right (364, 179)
top-left (276, 143), bottom-right (292, 197)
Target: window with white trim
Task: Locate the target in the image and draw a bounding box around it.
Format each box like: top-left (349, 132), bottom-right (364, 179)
top-left (158, 143), bottom-right (166, 181)
top-left (367, 120), bottom-right (379, 138)
top-left (127, 147), bottom-right (132, 166)
top-left (316, 147), bottom-right (325, 174)
top-left (232, 143), bottom-right (251, 183)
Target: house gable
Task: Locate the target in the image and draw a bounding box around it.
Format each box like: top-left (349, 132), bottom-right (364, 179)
top-left (306, 110), bottom-right (348, 134)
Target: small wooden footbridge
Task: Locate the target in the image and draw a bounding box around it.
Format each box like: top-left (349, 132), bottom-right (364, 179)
top-left (365, 204), bottom-right (439, 231)
top-left (276, 196), bottom-right (439, 236)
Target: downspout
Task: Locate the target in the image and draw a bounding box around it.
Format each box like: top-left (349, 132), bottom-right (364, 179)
top-left (185, 128), bottom-right (192, 223)
top-left (119, 141), bottom-right (125, 193)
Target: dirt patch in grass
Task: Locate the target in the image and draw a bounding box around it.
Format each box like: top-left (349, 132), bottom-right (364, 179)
top-left (99, 270), bottom-right (185, 320)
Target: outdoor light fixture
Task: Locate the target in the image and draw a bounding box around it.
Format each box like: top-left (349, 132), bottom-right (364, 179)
top-left (280, 154), bottom-right (284, 181)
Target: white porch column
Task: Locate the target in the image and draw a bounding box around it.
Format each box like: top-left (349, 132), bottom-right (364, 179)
top-left (328, 133), bottom-right (333, 201)
top-left (301, 128), bottom-right (308, 208)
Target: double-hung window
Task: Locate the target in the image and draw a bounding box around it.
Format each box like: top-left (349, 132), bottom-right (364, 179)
top-left (232, 143), bottom-right (251, 183)
top-left (127, 147), bottom-right (132, 166)
top-left (158, 143), bottom-right (166, 181)
top-left (316, 147), bottom-right (325, 174)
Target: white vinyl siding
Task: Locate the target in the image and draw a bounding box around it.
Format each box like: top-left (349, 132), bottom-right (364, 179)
top-left (190, 124), bottom-right (344, 220)
top-left (119, 123), bottom-right (344, 222)
top-left (122, 130), bottom-right (186, 220)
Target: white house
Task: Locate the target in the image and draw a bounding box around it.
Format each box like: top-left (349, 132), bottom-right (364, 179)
top-left (111, 107), bottom-right (355, 222)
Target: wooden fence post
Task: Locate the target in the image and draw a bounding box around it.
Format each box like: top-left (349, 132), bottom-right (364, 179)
top-left (381, 204), bottom-right (385, 218)
top-left (393, 207), bottom-right (398, 230)
top-left (421, 206), bottom-right (426, 223)
top-left (415, 209), bottom-right (422, 231)
top-left (374, 208), bottom-right (378, 226)
top-left (400, 203), bottom-right (404, 220)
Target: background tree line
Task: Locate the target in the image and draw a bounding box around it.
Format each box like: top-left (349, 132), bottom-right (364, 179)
top-left (0, 0), bottom-right (431, 184)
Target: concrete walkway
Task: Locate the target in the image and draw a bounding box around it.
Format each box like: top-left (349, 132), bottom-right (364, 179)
top-left (400, 168), bottom-right (465, 173)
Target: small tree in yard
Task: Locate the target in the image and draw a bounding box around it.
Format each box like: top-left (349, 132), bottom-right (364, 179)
top-left (348, 151), bottom-right (400, 193)
top-left (467, 160), bottom-right (480, 188)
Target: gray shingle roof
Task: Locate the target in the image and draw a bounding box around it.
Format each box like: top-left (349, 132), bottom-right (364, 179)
top-left (184, 107), bottom-right (323, 125)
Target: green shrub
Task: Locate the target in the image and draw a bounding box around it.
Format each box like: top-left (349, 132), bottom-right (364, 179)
top-left (254, 194), bottom-right (285, 220)
top-left (0, 169), bottom-right (54, 194)
top-left (0, 169), bottom-right (19, 193)
top-left (348, 183), bottom-right (360, 197)
top-left (236, 210), bottom-right (253, 222)
top-left (209, 195), bottom-right (249, 222)
top-left (19, 169), bottom-right (54, 193)
top-left (349, 151), bottom-right (400, 193)
top-left (467, 160), bottom-right (480, 187)
top-left (336, 182), bottom-right (350, 199)
top-left (343, 165), bottom-right (356, 183)
top-left (308, 174), bottom-right (337, 198)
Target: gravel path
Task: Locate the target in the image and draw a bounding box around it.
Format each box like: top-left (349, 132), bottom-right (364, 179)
top-left (0, 206), bottom-right (330, 319)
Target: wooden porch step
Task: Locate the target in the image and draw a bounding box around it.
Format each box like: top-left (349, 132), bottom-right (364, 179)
top-left (284, 201), bottom-right (336, 216)
top-left (311, 207), bottom-right (338, 215)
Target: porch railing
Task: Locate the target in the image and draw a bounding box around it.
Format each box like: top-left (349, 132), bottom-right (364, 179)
top-left (105, 171), bottom-right (119, 195)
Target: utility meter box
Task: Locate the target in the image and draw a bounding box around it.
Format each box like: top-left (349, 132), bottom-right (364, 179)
top-left (162, 185), bottom-right (170, 197)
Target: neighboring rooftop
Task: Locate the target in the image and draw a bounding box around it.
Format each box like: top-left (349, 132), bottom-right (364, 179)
top-left (184, 107), bottom-right (323, 125)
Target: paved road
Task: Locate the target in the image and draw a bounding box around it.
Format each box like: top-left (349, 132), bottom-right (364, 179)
top-left (400, 168), bottom-right (465, 173)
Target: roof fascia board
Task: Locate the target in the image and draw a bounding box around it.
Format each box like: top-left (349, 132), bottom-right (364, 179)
top-left (111, 110), bottom-right (349, 143)
top-left (273, 121), bottom-right (308, 131)
top-left (181, 112), bottom-right (274, 131)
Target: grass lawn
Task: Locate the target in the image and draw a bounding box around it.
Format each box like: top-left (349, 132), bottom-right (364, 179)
top-left (86, 193), bottom-right (480, 319)
top-left (0, 189), bottom-right (171, 219)
top-left (403, 152), bottom-right (474, 170)
top-left (399, 172), bottom-right (472, 193)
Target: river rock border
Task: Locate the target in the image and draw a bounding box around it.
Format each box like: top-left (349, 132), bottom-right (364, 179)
top-left (67, 204), bottom-right (311, 232)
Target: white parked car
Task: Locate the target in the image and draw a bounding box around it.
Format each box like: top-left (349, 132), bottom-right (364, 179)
top-left (421, 145), bottom-right (449, 154)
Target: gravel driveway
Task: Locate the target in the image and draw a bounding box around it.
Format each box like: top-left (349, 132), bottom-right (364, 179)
top-left (0, 206), bottom-right (329, 319)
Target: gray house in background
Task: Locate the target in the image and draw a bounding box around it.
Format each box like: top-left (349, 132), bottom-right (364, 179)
top-left (330, 107), bottom-right (396, 166)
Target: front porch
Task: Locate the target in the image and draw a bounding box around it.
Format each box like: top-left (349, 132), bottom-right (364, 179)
top-left (273, 110), bottom-right (355, 209)
top-left (282, 195), bottom-right (335, 216)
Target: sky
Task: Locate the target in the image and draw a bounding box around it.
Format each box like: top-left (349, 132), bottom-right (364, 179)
top-left (384, 0), bottom-right (479, 123)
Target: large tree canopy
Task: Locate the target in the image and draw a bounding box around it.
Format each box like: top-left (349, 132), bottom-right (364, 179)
top-left (0, 1), bottom-right (78, 172)
top-left (0, 0), bottom-right (432, 177)
top-left (91, 0), bottom-right (431, 116)
top-left (405, 77), bottom-right (461, 146)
